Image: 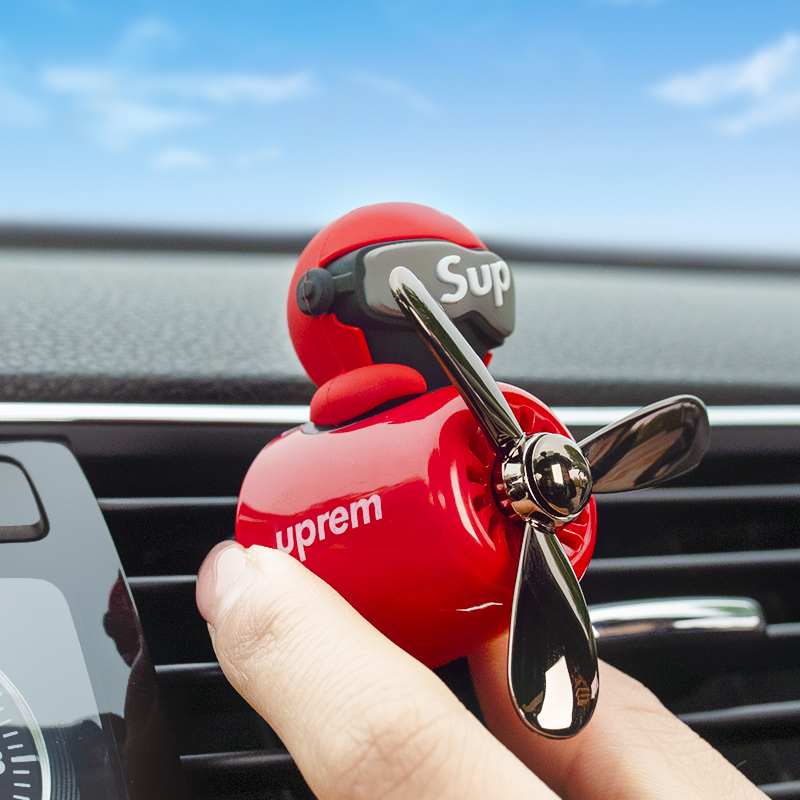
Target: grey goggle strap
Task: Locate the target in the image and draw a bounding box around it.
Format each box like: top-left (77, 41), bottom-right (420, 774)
top-left (296, 240), bottom-right (515, 343)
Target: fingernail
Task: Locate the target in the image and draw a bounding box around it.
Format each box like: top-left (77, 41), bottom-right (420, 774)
top-left (196, 541), bottom-right (255, 626)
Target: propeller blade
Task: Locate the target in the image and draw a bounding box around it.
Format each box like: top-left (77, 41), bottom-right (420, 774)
top-left (578, 395), bottom-right (709, 494)
top-left (389, 266), bottom-right (524, 460)
top-left (508, 519), bottom-right (598, 737)
top-left (391, 266), bottom-right (606, 737)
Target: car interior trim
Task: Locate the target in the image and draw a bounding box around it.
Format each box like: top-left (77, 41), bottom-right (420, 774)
top-left (2, 401), bottom-right (800, 428)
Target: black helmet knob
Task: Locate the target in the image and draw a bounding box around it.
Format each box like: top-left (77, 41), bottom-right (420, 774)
top-left (296, 268), bottom-right (335, 316)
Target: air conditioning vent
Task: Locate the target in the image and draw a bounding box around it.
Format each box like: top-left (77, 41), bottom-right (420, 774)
top-left (110, 501), bottom-right (323, 798)
top-left (593, 485), bottom-right (800, 558)
top-left (586, 494), bottom-right (800, 797)
top-left (3, 403), bottom-right (800, 799)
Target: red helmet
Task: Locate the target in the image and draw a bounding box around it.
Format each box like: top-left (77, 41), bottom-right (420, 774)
top-left (288, 202), bottom-right (514, 388)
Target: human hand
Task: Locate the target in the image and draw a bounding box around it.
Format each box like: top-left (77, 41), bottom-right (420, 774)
top-left (196, 541), bottom-right (767, 800)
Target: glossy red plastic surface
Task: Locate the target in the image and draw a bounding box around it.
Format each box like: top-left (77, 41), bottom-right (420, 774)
top-left (310, 363), bottom-right (427, 426)
top-left (288, 202), bottom-right (487, 387)
top-left (236, 384), bottom-right (596, 668)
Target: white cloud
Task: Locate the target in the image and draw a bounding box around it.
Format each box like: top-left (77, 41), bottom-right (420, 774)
top-left (352, 71), bottom-right (436, 115)
top-left (42, 66), bottom-right (313, 107)
top-left (152, 147), bottom-right (211, 170)
top-left (232, 145), bottom-right (282, 168)
top-left (94, 102), bottom-right (205, 150)
top-left (34, 17), bottom-right (314, 151)
top-left (150, 72), bottom-right (313, 105)
top-left (654, 34), bottom-right (799, 105)
top-left (42, 66), bottom-right (206, 148)
top-left (652, 33), bottom-right (800, 134)
top-left (718, 91), bottom-right (800, 135)
top-left (41, 63), bottom-right (312, 149)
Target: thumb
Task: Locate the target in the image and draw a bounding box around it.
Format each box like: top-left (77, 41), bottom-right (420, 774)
top-left (196, 541), bottom-right (555, 800)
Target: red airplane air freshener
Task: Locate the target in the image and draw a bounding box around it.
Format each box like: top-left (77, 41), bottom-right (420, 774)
top-left (236, 203), bottom-right (710, 738)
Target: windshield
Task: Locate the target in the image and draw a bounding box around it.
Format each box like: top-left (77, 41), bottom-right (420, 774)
top-left (2, 1), bottom-right (798, 255)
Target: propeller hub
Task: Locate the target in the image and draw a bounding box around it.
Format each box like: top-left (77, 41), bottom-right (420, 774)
top-left (529, 434), bottom-right (593, 521)
top-left (501, 433), bottom-right (593, 524)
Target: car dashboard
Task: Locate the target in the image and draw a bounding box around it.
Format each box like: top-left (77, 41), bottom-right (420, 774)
top-left (2, 226), bottom-right (800, 799)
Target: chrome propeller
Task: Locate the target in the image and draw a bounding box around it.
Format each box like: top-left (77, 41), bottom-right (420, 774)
top-left (389, 266), bottom-right (709, 738)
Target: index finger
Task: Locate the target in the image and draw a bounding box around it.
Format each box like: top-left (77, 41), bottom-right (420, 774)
top-left (468, 633), bottom-right (768, 800)
top-left (196, 542), bottom-right (557, 800)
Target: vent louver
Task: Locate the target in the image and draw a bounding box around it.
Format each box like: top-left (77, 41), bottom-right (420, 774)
top-left (3, 404), bottom-right (799, 799)
top-left (107, 496), bottom-right (321, 799)
top-left (587, 486), bottom-right (800, 798)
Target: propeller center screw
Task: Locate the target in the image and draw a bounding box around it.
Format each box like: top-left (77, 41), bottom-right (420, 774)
top-left (528, 434), bottom-right (593, 522)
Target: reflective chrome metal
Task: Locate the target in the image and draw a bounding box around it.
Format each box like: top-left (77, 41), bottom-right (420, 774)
top-left (502, 433), bottom-right (594, 522)
top-left (529, 433), bottom-right (593, 522)
top-left (389, 267), bottom-right (711, 740)
top-left (0, 401), bottom-right (797, 428)
top-left (390, 266), bottom-right (599, 738)
top-left (508, 520), bottom-right (598, 738)
top-left (561, 404), bottom-right (800, 428)
top-left (500, 441), bottom-right (537, 518)
top-left (0, 401), bottom-right (311, 425)
top-left (590, 597), bottom-right (765, 641)
top-left (578, 395), bottom-right (710, 494)
top-left (389, 267), bottom-right (524, 460)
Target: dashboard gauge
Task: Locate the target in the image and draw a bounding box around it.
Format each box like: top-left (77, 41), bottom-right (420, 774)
top-left (0, 669), bottom-right (50, 800)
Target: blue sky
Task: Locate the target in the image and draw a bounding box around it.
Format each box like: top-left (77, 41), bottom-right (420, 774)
top-left (2, 0), bottom-right (800, 253)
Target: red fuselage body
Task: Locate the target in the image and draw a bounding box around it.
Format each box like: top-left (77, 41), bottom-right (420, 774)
top-left (236, 384), bottom-right (596, 668)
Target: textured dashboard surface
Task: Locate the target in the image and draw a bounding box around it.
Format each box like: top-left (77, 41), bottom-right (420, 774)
top-left (3, 247), bottom-right (800, 406)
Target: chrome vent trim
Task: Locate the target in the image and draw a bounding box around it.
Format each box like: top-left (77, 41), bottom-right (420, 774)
top-left (0, 402), bottom-right (311, 425)
top-left (4, 401), bottom-right (800, 427)
top-left (596, 485), bottom-right (800, 504)
top-left (98, 497), bottom-right (238, 512)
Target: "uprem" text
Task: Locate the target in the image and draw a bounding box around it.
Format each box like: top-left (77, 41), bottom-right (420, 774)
top-left (276, 493), bottom-right (383, 562)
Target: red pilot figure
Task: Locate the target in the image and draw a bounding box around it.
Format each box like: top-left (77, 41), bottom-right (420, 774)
top-left (236, 202), bottom-right (710, 738)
